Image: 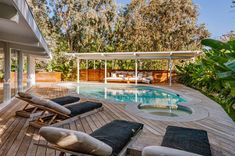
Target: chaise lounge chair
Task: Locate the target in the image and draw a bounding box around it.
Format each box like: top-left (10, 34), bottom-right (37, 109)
top-left (29, 100), bottom-right (103, 128)
top-left (37, 120), bottom-right (144, 156)
top-left (142, 126), bottom-right (212, 156)
top-left (16, 92), bottom-right (80, 118)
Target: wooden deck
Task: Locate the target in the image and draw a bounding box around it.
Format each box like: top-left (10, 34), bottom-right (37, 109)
top-left (0, 83), bottom-right (235, 156)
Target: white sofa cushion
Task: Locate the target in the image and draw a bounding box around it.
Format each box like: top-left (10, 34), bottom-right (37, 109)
top-left (119, 74), bottom-right (124, 78)
top-left (39, 127), bottom-right (113, 156)
top-left (138, 73), bottom-right (143, 78)
top-left (111, 73), bottom-right (117, 78)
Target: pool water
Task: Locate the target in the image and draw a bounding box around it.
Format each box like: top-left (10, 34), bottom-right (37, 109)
top-left (75, 84), bottom-right (191, 117)
top-left (77, 84), bottom-right (184, 104)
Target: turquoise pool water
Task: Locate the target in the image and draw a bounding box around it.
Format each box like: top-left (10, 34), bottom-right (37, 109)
top-left (75, 84), bottom-right (191, 117)
top-left (76, 84), bottom-right (185, 105)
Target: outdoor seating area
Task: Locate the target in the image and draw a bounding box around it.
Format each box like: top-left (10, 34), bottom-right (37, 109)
top-left (16, 92), bottom-right (103, 128)
top-left (0, 0), bottom-right (235, 156)
top-left (106, 71), bottom-right (153, 84)
top-left (0, 83), bottom-right (234, 156)
top-left (79, 69), bottom-right (176, 84)
top-left (71, 51), bottom-right (200, 86)
top-left (16, 94), bottom-right (81, 118)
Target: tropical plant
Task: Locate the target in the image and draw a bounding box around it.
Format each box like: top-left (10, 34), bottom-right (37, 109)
top-left (176, 38), bottom-right (235, 120)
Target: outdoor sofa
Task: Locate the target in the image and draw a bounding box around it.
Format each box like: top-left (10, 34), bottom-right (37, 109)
top-left (106, 71), bottom-right (153, 84)
top-left (37, 120), bottom-right (144, 156)
top-left (16, 92), bottom-right (80, 118)
top-left (142, 126), bottom-right (212, 156)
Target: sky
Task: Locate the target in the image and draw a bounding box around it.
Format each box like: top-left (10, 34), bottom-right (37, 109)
top-left (116, 0), bottom-right (235, 39)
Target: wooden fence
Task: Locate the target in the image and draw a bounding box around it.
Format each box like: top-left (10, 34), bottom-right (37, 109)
top-left (8, 72), bottom-right (62, 83)
top-left (79, 69), bottom-right (176, 83)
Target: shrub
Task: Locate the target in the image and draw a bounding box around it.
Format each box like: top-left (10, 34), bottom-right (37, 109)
top-left (176, 39), bottom-right (235, 121)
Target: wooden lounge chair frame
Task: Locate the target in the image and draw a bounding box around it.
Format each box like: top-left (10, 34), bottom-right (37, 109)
top-left (15, 96), bottom-right (80, 118)
top-left (35, 129), bottom-right (142, 156)
top-left (29, 103), bottom-right (104, 129)
top-left (15, 96), bottom-right (51, 118)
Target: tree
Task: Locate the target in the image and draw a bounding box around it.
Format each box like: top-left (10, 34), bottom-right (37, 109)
top-left (27, 0), bottom-right (58, 51)
top-left (220, 31), bottom-right (235, 42)
top-left (46, 0), bottom-right (116, 52)
top-left (117, 0), bottom-right (209, 51)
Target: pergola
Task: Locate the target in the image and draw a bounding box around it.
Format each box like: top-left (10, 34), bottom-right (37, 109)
top-left (67, 51), bottom-right (202, 86)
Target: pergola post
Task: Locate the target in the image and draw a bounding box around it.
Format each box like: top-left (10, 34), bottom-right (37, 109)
top-left (17, 51), bottom-right (23, 92)
top-left (3, 42), bottom-right (11, 102)
top-left (135, 59), bottom-right (138, 85)
top-left (27, 56), bottom-right (35, 88)
top-left (77, 58), bottom-right (80, 83)
top-left (86, 59), bottom-right (88, 81)
top-left (167, 59), bottom-right (169, 81)
top-left (112, 60), bottom-right (114, 70)
top-left (104, 59), bottom-right (107, 84)
top-left (169, 58), bottom-right (173, 86)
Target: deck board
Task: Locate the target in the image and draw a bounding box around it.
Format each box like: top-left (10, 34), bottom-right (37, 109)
top-left (0, 83), bottom-right (234, 156)
top-left (15, 126), bottom-right (36, 156)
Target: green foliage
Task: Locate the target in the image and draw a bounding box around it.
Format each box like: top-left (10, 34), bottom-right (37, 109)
top-left (11, 58), bottom-right (17, 72)
top-left (27, 0), bottom-right (209, 81)
top-left (117, 0), bottom-right (209, 51)
top-left (0, 71), bottom-right (3, 80)
top-left (36, 52), bottom-right (77, 81)
top-left (176, 38), bottom-right (235, 121)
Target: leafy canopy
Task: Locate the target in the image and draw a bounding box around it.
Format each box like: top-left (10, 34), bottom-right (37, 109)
top-left (27, 0), bottom-right (209, 80)
top-left (176, 37), bottom-right (235, 120)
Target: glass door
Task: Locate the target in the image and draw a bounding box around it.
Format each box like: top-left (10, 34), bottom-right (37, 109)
top-left (11, 51), bottom-right (17, 97)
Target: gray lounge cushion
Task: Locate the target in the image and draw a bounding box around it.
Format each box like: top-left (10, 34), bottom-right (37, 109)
top-left (18, 92), bottom-right (80, 106)
top-left (90, 120), bottom-right (143, 156)
top-left (66, 101), bottom-right (103, 117)
top-left (30, 96), bottom-right (71, 115)
top-left (39, 127), bottom-right (113, 156)
top-left (162, 126), bottom-right (212, 156)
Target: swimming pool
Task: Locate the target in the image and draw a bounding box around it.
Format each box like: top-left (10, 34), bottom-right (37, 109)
top-left (74, 84), bottom-right (191, 117)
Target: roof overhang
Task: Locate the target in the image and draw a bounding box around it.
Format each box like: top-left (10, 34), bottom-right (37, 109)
top-left (66, 51), bottom-right (202, 60)
top-left (0, 0), bottom-right (51, 58)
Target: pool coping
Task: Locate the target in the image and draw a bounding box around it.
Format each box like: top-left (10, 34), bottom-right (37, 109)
top-left (57, 82), bottom-right (209, 122)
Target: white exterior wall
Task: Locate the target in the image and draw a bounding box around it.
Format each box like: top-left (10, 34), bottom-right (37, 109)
top-left (3, 42), bottom-right (11, 102)
top-left (27, 56), bottom-right (35, 87)
top-left (17, 51), bottom-right (23, 92)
